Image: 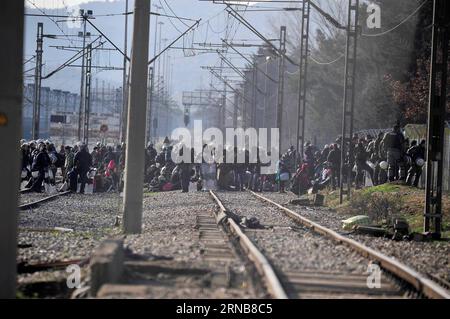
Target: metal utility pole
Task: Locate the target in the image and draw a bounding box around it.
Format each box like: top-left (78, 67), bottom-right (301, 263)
top-left (251, 61), bottom-right (257, 128)
top-left (276, 26), bottom-right (287, 154)
top-left (296, 0), bottom-right (310, 164)
top-left (151, 7), bottom-right (162, 139)
top-left (221, 81), bottom-right (227, 130)
top-left (262, 60), bottom-right (269, 128)
top-left (146, 66), bottom-right (154, 145)
top-left (155, 21), bottom-right (164, 137)
top-left (123, 0), bottom-right (150, 234)
top-left (120, 0), bottom-right (129, 143)
top-left (339, 0), bottom-right (359, 204)
top-left (83, 44), bottom-right (93, 145)
top-left (424, 0), bottom-right (449, 237)
top-left (77, 11), bottom-right (88, 141)
top-left (32, 22), bottom-right (43, 140)
top-left (233, 93), bottom-right (239, 128)
top-left (0, 0), bottom-right (23, 298)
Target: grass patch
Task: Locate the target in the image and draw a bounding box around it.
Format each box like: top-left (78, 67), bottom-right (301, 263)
top-left (143, 191), bottom-right (156, 197)
top-left (360, 183), bottom-right (402, 195)
top-left (323, 183), bottom-right (450, 238)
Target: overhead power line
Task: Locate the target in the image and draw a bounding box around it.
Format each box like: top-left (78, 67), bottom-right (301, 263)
top-left (26, 0), bottom-right (75, 45)
top-left (361, 0), bottom-right (428, 37)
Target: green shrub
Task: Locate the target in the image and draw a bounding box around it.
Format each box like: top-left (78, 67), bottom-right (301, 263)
top-left (350, 191), bottom-right (403, 224)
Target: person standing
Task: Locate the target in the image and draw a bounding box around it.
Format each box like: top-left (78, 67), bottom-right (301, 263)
top-left (354, 139), bottom-right (374, 188)
top-left (30, 143), bottom-right (50, 192)
top-left (179, 147), bottom-right (193, 193)
top-left (73, 143), bottom-right (92, 194)
top-left (381, 124), bottom-right (405, 182)
top-left (327, 143), bottom-right (341, 190)
top-left (277, 155), bottom-right (290, 193)
top-left (406, 139), bottom-right (426, 187)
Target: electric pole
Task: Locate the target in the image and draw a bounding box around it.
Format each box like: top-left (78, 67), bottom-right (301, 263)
top-left (147, 66), bottom-right (154, 145)
top-left (77, 11), bottom-right (87, 141)
top-left (222, 80), bottom-right (227, 131)
top-left (276, 26), bottom-right (287, 154)
top-left (123, 0), bottom-right (150, 234)
top-left (424, 0), bottom-right (449, 237)
top-left (77, 9), bottom-right (93, 141)
top-left (251, 60), bottom-right (257, 128)
top-left (339, 0), bottom-right (359, 204)
top-left (296, 0), bottom-right (310, 163)
top-left (233, 92), bottom-right (238, 128)
top-left (152, 6), bottom-right (162, 140)
top-left (120, 0), bottom-right (129, 143)
top-left (32, 22), bottom-right (43, 140)
top-left (83, 43), bottom-right (92, 145)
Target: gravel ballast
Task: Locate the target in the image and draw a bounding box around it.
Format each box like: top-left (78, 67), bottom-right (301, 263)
top-left (121, 191), bottom-right (257, 299)
top-left (17, 191), bottom-right (257, 298)
top-left (18, 192), bottom-right (121, 265)
top-left (256, 191), bottom-right (450, 284)
top-left (215, 191), bottom-right (372, 275)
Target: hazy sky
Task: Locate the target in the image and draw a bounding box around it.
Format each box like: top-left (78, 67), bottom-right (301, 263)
top-left (23, 0), bottom-right (283, 104)
top-left (25, 0), bottom-right (264, 9)
top-left (26, 0), bottom-right (117, 9)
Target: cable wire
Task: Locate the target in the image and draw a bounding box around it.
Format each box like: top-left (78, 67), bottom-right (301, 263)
top-left (362, 0), bottom-right (427, 37)
top-left (309, 53), bottom-right (344, 65)
top-left (26, 0), bottom-right (75, 45)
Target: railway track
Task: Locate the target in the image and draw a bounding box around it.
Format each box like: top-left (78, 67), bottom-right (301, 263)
top-left (209, 190), bottom-right (450, 299)
top-left (19, 191), bottom-right (71, 210)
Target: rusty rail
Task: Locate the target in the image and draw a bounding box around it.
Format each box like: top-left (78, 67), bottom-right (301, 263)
top-left (248, 190), bottom-right (450, 299)
top-left (209, 190), bottom-right (288, 299)
top-left (19, 191), bottom-right (71, 210)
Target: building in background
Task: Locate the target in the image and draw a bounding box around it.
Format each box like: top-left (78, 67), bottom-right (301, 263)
top-left (22, 83), bottom-right (121, 146)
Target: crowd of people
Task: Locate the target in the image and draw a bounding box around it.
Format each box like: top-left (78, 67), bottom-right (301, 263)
top-left (20, 139), bottom-right (125, 193)
top-left (289, 124), bottom-right (426, 195)
top-left (20, 124), bottom-right (426, 195)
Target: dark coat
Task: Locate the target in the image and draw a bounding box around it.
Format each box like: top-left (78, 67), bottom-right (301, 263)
top-left (74, 149), bottom-right (92, 171)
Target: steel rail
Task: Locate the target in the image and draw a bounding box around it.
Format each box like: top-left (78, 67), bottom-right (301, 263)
top-left (19, 191), bottom-right (71, 211)
top-left (248, 190), bottom-right (450, 299)
top-left (209, 190), bottom-right (288, 299)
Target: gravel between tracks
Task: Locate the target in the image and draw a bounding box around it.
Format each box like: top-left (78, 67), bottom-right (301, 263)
top-left (17, 192), bottom-right (121, 293)
top-left (124, 191), bottom-right (215, 261)
top-left (18, 193), bottom-right (121, 265)
top-left (216, 191), bottom-right (370, 275)
top-left (17, 191), bottom-right (256, 298)
top-left (123, 191), bottom-right (255, 298)
top-left (257, 192), bottom-right (450, 284)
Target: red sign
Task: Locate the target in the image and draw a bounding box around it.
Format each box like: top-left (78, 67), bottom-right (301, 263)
top-left (100, 124), bottom-right (108, 133)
